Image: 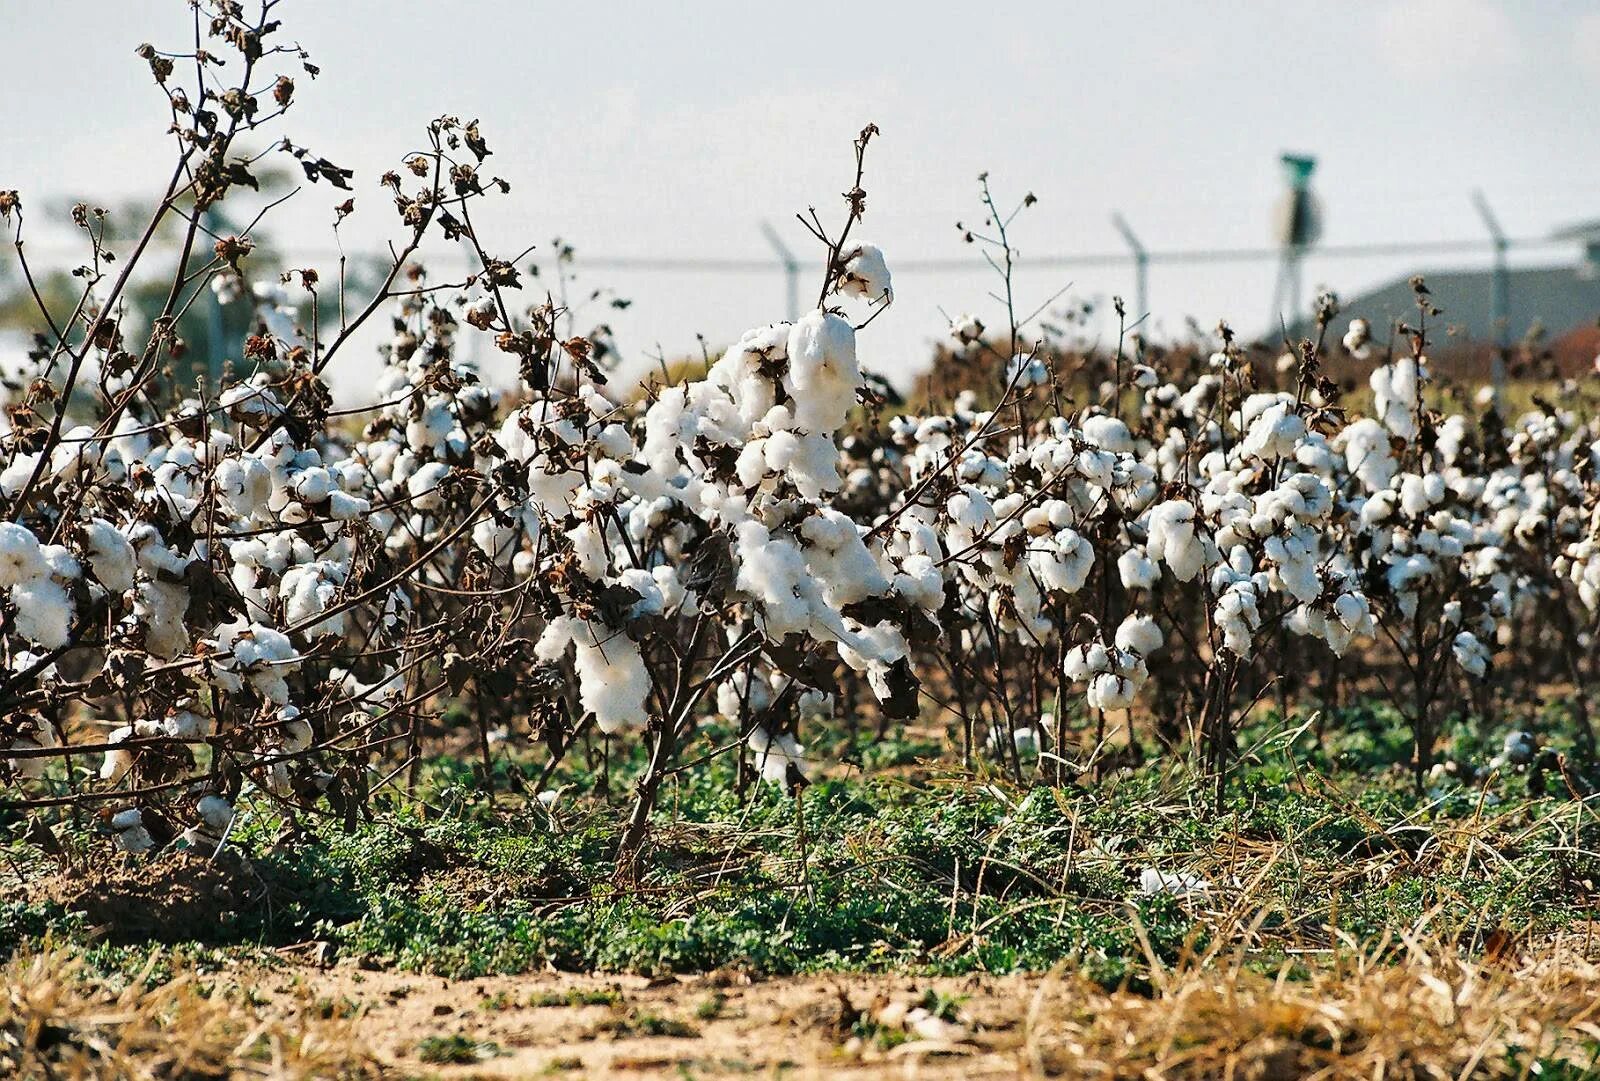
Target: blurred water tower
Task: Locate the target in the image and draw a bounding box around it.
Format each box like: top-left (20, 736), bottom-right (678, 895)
top-left (1269, 153), bottom-right (1322, 330)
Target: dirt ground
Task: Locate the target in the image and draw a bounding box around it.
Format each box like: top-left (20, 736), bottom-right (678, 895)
top-left (244, 959), bottom-right (1039, 1078)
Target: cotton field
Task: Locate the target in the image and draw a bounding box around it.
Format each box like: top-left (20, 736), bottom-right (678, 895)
top-left (5, 5), bottom-right (1600, 1077)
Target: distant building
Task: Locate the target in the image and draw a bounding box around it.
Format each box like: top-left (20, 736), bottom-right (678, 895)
top-left (1321, 221), bottom-right (1600, 373)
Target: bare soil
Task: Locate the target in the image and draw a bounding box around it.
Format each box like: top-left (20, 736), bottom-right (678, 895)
top-left (242, 959), bottom-right (1034, 1078)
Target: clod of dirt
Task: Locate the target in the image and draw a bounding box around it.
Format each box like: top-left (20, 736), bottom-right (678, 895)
top-left (31, 852), bottom-right (261, 943)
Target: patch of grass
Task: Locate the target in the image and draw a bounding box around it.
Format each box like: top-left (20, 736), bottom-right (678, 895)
top-left (528, 987), bottom-right (622, 1008)
top-left (593, 1009), bottom-right (697, 1039)
top-left (418, 1033), bottom-right (499, 1063)
top-left (6, 701), bottom-right (1597, 990)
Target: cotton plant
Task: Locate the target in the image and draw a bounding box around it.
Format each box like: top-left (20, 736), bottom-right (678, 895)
top-left (8, 9), bottom-right (1600, 883)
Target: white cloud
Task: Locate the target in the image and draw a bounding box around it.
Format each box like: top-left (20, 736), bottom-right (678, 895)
top-left (1375, 0), bottom-right (1523, 77)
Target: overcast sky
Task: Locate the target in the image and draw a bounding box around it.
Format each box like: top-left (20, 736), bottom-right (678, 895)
top-left (5, 0), bottom-right (1600, 394)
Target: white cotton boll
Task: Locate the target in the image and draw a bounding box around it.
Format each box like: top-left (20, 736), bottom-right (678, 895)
top-left (1371, 358), bottom-right (1423, 440)
top-left (1339, 417), bottom-right (1398, 492)
top-left (196, 795), bottom-right (234, 834)
top-left (112, 816), bottom-right (156, 855)
top-left (1146, 500), bottom-right (1204, 582)
top-left (0, 522), bottom-right (46, 587)
top-left (405, 398), bottom-right (454, 453)
top-left (1118, 548), bottom-right (1158, 590)
top-left (535, 615), bottom-right (577, 662)
top-left (891, 554), bottom-right (944, 614)
top-left (1031, 529), bottom-right (1094, 594)
top-left (220, 381), bottom-right (285, 426)
top-left (161, 709), bottom-right (213, 741)
top-left (50, 425), bottom-right (104, 482)
top-left (733, 521), bottom-right (817, 640)
top-left (1004, 354), bottom-right (1050, 388)
top-left (1502, 730), bottom-right (1537, 765)
top-left (1, 452), bottom-right (40, 497)
top-left (836, 242), bottom-right (892, 303)
top-left (798, 689), bottom-right (835, 723)
top-left (1342, 318), bottom-right (1371, 359)
top-left (785, 311), bottom-right (860, 435)
top-left (748, 728), bottom-right (813, 790)
top-left (217, 456), bottom-right (274, 519)
top-left (618, 567), bottom-right (665, 618)
top-left (406, 461), bottom-right (451, 511)
top-left (5, 717), bottom-right (57, 779)
top-left (1215, 583), bottom-right (1261, 656)
top-left (327, 491), bottom-right (370, 520)
top-left (281, 712), bottom-right (314, 753)
top-left (1081, 414), bottom-right (1134, 454)
top-left (1139, 867), bottom-right (1210, 897)
top-left (1399, 473), bottom-right (1435, 517)
top-left (1452, 631), bottom-right (1490, 678)
top-left (1239, 398), bottom-right (1306, 461)
top-left (572, 628), bottom-right (649, 734)
top-left (290, 466), bottom-right (334, 504)
top-left (949, 313), bottom-right (985, 347)
top-left (135, 579), bottom-right (190, 658)
top-left (1114, 615), bottom-right (1163, 657)
top-left (101, 720), bottom-right (161, 782)
top-left (10, 578), bottom-right (72, 648)
top-left (220, 621), bottom-right (298, 703)
top-left (566, 520), bottom-right (609, 580)
top-left (1087, 672), bottom-right (1136, 711)
top-left (79, 518), bottom-right (136, 592)
top-left (40, 545), bottom-right (80, 582)
top-left (280, 561), bottom-right (346, 637)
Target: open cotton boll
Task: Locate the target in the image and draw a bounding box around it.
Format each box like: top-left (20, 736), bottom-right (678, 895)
top-left (4, 716), bottom-right (58, 779)
top-left (716, 669), bottom-right (773, 722)
top-left (196, 794), bottom-right (234, 834)
top-left (1114, 615), bottom-right (1163, 657)
top-left (161, 709), bottom-right (213, 741)
top-left (785, 311), bottom-right (860, 435)
top-left (1338, 417), bottom-right (1398, 492)
top-left (747, 728), bottom-right (813, 790)
top-left (220, 381), bottom-right (285, 426)
top-left (836, 242), bottom-right (892, 303)
top-left (110, 808), bottom-right (156, 854)
top-left (79, 518), bottom-right (136, 592)
top-left (1004, 354), bottom-right (1050, 389)
top-left (1239, 394), bottom-right (1305, 461)
top-left (1371, 357), bottom-right (1423, 440)
top-left (1453, 631), bottom-right (1491, 678)
top-left (281, 561), bottom-right (348, 636)
top-left (1502, 730), bottom-right (1538, 765)
top-left (1342, 318), bottom-right (1372, 358)
top-left (1118, 548), bottom-right (1158, 590)
top-left (566, 520), bottom-right (610, 580)
top-left (0, 452), bottom-right (41, 497)
top-left (1080, 414), bottom-right (1134, 454)
top-left (405, 461), bottom-right (452, 512)
top-left (1139, 867), bottom-right (1210, 897)
top-left (217, 620), bottom-right (298, 703)
top-left (1030, 528), bottom-right (1094, 594)
top-left (0, 522), bottom-right (47, 588)
top-left (50, 425), bottom-right (104, 482)
top-left (10, 578), bottom-right (73, 649)
top-left (101, 720), bottom-right (163, 783)
top-left (1145, 500), bottom-right (1204, 582)
top-left (571, 626), bottom-right (649, 734)
top-left (1087, 672), bottom-right (1137, 711)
